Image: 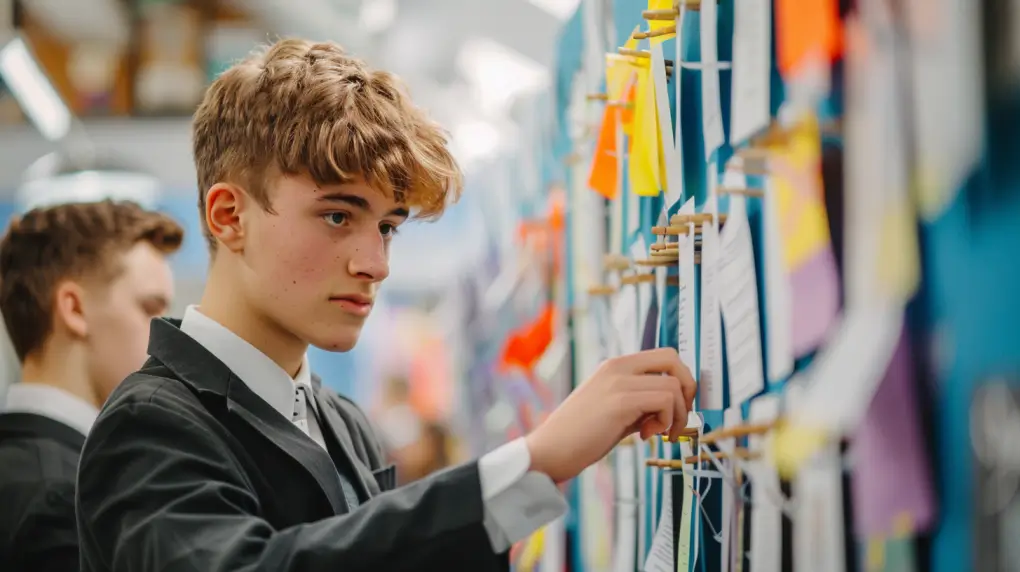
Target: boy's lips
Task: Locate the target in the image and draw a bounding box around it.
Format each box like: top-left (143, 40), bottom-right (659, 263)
top-left (329, 294), bottom-right (373, 316)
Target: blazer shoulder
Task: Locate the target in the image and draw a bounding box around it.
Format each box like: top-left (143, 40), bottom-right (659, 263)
top-left (97, 369), bottom-right (209, 431)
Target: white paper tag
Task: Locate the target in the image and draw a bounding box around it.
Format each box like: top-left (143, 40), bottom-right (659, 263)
top-left (677, 441), bottom-right (695, 571)
top-left (612, 283), bottom-right (640, 356)
top-left (902, 0), bottom-right (983, 221)
top-left (729, 0), bottom-right (772, 145)
top-left (613, 444), bottom-right (639, 572)
top-left (636, 440), bottom-right (649, 568)
top-left (698, 166), bottom-right (724, 410)
top-left (719, 193), bottom-right (766, 404)
top-left (651, 41), bottom-right (684, 207)
top-left (762, 177), bottom-right (794, 383)
top-left (794, 444), bottom-right (846, 572)
top-left (676, 198), bottom-right (698, 372)
top-left (719, 408), bottom-right (743, 572)
top-left (644, 472), bottom-right (675, 572)
top-left (748, 396), bottom-right (782, 572)
top-left (700, 0), bottom-right (725, 158)
top-left (630, 235), bottom-right (655, 336)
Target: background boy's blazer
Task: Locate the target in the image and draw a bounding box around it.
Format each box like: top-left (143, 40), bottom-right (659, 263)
top-left (76, 318), bottom-right (509, 572)
top-left (0, 412), bottom-right (83, 570)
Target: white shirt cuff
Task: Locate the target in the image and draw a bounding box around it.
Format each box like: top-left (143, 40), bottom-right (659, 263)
top-left (477, 437), bottom-right (568, 553)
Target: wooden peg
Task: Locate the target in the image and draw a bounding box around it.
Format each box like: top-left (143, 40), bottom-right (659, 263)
top-left (699, 421), bottom-right (777, 446)
top-left (660, 428), bottom-right (700, 441)
top-left (718, 186), bottom-right (765, 199)
top-left (603, 253), bottom-right (631, 271)
top-left (606, 100), bottom-right (634, 110)
top-left (651, 225), bottom-right (689, 236)
top-left (649, 242), bottom-right (671, 251)
top-left (562, 152), bottom-right (583, 166)
top-left (671, 213), bottom-right (714, 225)
top-left (586, 93), bottom-right (608, 101)
top-left (645, 447), bottom-right (759, 468)
top-left (634, 25), bottom-right (677, 40)
top-left (618, 48), bottom-right (651, 59)
top-left (675, 0), bottom-right (715, 10)
top-left (666, 275), bottom-right (680, 287)
top-left (652, 247), bottom-right (680, 258)
top-left (621, 273), bottom-right (656, 285)
top-left (634, 258), bottom-right (676, 267)
top-left (587, 284), bottom-right (617, 296)
top-left (642, 8), bottom-right (678, 21)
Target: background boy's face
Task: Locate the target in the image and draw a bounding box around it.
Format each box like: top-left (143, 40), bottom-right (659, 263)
top-left (81, 242), bottom-right (174, 402)
top-left (243, 174), bottom-right (408, 352)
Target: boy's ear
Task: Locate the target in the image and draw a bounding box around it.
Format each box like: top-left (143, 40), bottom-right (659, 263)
top-left (205, 183), bottom-right (248, 253)
top-left (53, 280), bottom-right (88, 339)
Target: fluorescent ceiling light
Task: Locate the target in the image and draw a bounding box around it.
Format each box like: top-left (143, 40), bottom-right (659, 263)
top-left (358, 0), bottom-right (397, 34)
top-left (0, 37), bottom-right (72, 142)
top-left (18, 170), bottom-right (161, 211)
top-left (451, 119), bottom-right (503, 169)
top-left (527, 0), bottom-right (581, 20)
top-left (456, 37), bottom-right (549, 117)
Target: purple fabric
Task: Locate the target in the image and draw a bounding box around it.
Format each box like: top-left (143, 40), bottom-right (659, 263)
top-left (850, 325), bottom-right (937, 537)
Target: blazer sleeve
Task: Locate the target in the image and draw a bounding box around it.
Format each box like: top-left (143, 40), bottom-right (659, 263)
top-left (1, 478), bottom-right (79, 570)
top-left (76, 395), bottom-right (506, 572)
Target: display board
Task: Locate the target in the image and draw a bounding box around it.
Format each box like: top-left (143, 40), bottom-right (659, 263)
top-left (526, 0), bottom-right (1017, 570)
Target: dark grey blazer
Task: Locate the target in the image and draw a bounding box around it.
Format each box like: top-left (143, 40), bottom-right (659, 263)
top-left (0, 412), bottom-right (84, 570)
top-left (76, 318), bottom-right (508, 571)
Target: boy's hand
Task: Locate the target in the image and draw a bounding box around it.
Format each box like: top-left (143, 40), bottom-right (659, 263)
top-left (524, 348), bottom-right (696, 483)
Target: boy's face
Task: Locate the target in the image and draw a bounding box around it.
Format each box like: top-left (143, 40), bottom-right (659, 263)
top-left (242, 174), bottom-right (407, 352)
top-left (81, 242), bottom-right (174, 402)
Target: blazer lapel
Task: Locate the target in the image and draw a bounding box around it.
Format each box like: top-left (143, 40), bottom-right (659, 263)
top-left (312, 390), bottom-right (378, 498)
top-left (145, 318), bottom-right (349, 516)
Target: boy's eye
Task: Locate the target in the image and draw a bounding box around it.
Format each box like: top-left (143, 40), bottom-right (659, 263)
top-left (323, 212), bottom-right (348, 227)
top-left (379, 223), bottom-right (400, 237)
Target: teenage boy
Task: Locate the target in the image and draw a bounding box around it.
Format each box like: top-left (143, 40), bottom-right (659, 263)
top-left (76, 39), bottom-right (696, 571)
top-left (0, 200), bottom-right (181, 570)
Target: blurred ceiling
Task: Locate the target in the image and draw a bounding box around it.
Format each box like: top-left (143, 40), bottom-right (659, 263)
top-left (0, 0), bottom-right (578, 189)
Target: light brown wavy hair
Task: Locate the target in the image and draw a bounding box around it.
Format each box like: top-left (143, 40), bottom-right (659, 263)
top-left (191, 38), bottom-right (462, 251)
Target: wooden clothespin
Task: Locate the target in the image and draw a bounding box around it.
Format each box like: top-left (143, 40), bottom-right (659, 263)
top-left (618, 47), bottom-right (651, 59)
top-left (587, 284), bottom-right (616, 296)
top-left (586, 93), bottom-right (609, 101)
top-left (633, 257), bottom-right (676, 267)
top-left (562, 152), bottom-right (583, 166)
top-left (642, 0), bottom-right (715, 21)
top-left (717, 186), bottom-right (765, 199)
top-left (617, 47), bottom-right (674, 77)
top-left (699, 421), bottom-right (777, 446)
top-left (651, 224), bottom-right (690, 237)
top-left (645, 447), bottom-right (759, 468)
top-left (632, 25), bottom-right (677, 40)
top-left (603, 253), bottom-right (632, 272)
top-left (660, 429), bottom-right (701, 441)
top-left (670, 213), bottom-right (714, 226)
top-left (620, 273), bottom-right (656, 285)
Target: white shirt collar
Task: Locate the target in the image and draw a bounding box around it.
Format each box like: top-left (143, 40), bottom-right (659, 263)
top-left (179, 305), bottom-right (314, 421)
top-left (4, 383), bottom-right (100, 436)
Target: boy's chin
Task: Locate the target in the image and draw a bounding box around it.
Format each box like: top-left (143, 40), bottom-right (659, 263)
top-left (306, 327), bottom-right (362, 353)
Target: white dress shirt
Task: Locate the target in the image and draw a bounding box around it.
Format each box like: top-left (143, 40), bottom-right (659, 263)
top-left (4, 382), bottom-right (100, 437)
top-left (180, 306), bottom-right (566, 552)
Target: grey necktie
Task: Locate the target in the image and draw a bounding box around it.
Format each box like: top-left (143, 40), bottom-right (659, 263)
top-left (293, 384), bottom-right (361, 510)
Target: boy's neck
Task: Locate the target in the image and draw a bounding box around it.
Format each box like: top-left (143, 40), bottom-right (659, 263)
top-left (20, 342), bottom-right (101, 408)
top-left (200, 257), bottom-right (307, 378)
